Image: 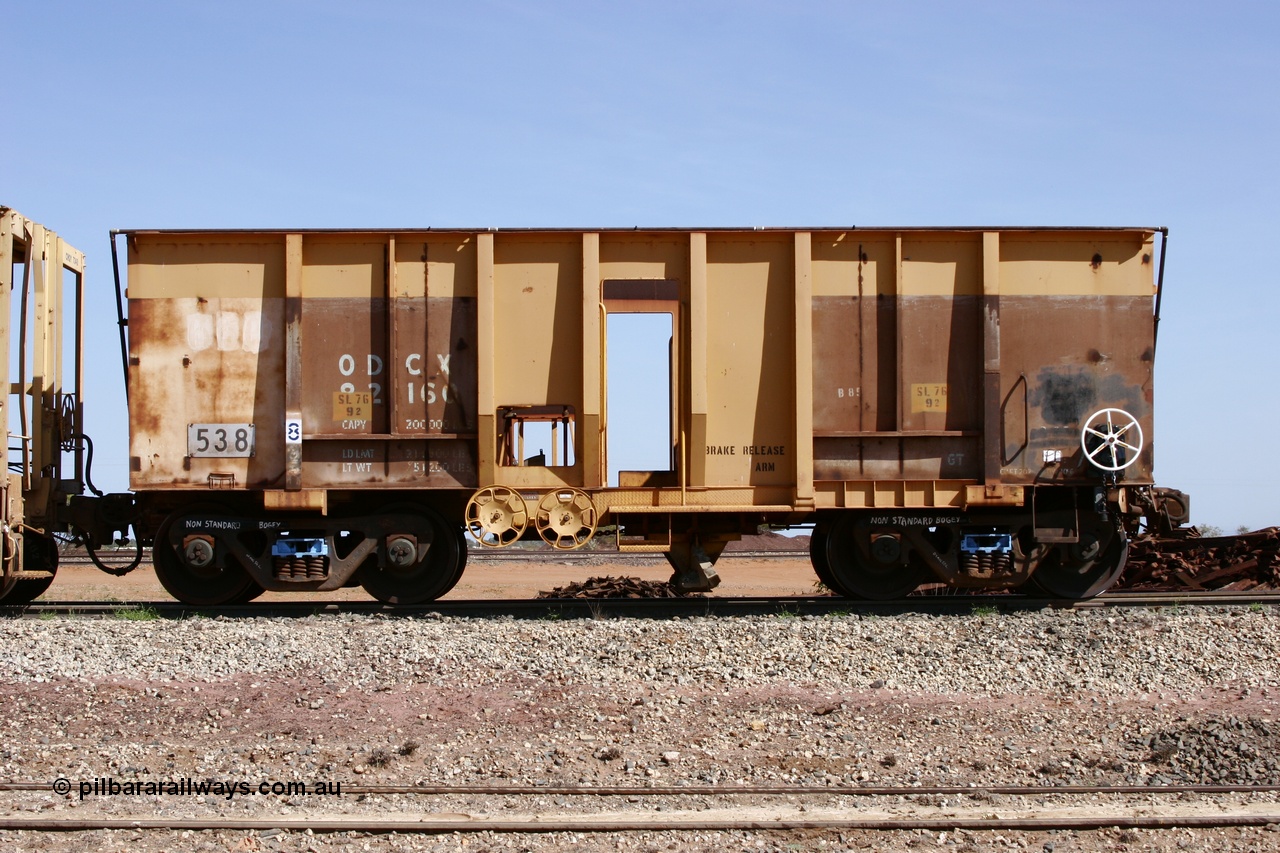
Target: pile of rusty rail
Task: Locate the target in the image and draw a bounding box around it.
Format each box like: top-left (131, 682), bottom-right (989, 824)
top-left (537, 576), bottom-right (702, 599)
top-left (1118, 528), bottom-right (1280, 591)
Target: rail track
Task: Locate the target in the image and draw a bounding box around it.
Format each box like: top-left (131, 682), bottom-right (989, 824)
top-left (4, 780), bottom-right (1279, 796)
top-left (5, 590), bottom-right (1279, 620)
top-left (2, 813), bottom-right (1277, 834)
top-left (2, 782), bottom-right (1278, 834)
top-left (56, 548), bottom-right (811, 568)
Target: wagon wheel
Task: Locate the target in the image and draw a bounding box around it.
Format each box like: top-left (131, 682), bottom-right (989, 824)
top-left (1024, 512), bottom-right (1128, 600)
top-left (0, 535), bottom-right (60, 606)
top-left (359, 503), bottom-right (461, 605)
top-left (436, 523), bottom-right (470, 598)
top-left (820, 513), bottom-right (927, 600)
top-left (228, 579), bottom-right (266, 604)
top-left (152, 506), bottom-right (257, 606)
top-left (534, 489), bottom-right (597, 550)
top-left (808, 519), bottom-right (841, 594)
top-left (1080, 408), bottom-right (1143, 472)
top-left (465, 486), bottom-right (527, 548)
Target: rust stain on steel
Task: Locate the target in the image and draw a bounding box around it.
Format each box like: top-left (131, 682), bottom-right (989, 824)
top-left (1120, 528), bottom-right (1280, 591)
top-left (301, 298), bottom-right (388, 436)
top-left (301, 441), bottom-right (387, 486)
top-left (122, 227), bottom-right (1160, 520)
top-left (811, 296), bottom-right (897, 435)
top-left (390, 297), bottom-right (477, 435)
top-left (128, 296), bottom-right (285, 490)
top-left (1001, 295), bottom-right (1154, 484)
top-left (297, 439), bottom-right (479, 489)
top-left (898, 295), bottom-right (982, 433)
top-left (812, 288), bottom-right (1154, 486)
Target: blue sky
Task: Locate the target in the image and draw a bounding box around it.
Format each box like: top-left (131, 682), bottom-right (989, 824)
top-left (7, 1), bottom-right (1277, 530)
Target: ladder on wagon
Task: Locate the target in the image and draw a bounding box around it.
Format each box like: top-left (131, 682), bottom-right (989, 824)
top-left (0, 207), bottom-right (87, 604)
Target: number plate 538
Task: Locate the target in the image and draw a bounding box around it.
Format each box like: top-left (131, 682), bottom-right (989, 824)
top-left (188, 424), bottom-right (256, 457)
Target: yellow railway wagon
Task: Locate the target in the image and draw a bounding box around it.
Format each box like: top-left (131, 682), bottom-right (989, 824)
top-left (0, 209), bottom-right (87, 605)
top-left (119, 226), bottom-right (1185, 604)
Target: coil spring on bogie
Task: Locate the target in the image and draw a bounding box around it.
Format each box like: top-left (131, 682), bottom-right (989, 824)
top-left (273, 555), bottom-right (330, 580)
top-left (960, 551), bottom-right (1014, 577)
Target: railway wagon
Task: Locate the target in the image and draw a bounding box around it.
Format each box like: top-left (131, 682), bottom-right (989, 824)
top-left (116, 226), bottom-right (1184, 605)
top-left (0, 209), bottom-right (88, 606)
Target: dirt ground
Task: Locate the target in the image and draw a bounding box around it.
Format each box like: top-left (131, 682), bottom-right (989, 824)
top-left (40, 555), bottom-right (822, 603)
top-left (9, 551), bottom-right (1280, 852)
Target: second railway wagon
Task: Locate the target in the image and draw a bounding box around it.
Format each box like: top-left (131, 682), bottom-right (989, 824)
top-left (118, 226), bottom-right (1183, 604)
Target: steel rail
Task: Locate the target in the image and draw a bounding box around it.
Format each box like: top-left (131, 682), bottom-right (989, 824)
top-left (3, 781), bottom-right (1279, 797)
top-left (55, 549), bottom-right (811, 565)
top-left (472, 549), bottom-right (810, 561)
top-left (0, 813), bottom-right (1277, 834)
top-left (6, 590), bottom-right (1279, 620)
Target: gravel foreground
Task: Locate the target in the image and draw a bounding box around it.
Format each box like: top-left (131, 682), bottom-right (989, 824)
top-left (1, 606), bottom-right (1278, 852)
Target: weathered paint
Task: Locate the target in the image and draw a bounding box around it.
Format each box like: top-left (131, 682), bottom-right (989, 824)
top-left (124, 227), bottom-right (1158, 516)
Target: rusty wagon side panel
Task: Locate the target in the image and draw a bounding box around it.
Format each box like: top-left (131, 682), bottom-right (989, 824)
top-left (808, 229), bottom-right (1156, 509)
top-left (127, 232), bottom-right (481, 503)
top-left (121, 225), bottom-right (1166, 604)
top-left (126, 227), bottom-right (1158, 505)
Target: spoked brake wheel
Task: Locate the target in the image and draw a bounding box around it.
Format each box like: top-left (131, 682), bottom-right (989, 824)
top-left (1080, 408), bottom-right (1144, 472)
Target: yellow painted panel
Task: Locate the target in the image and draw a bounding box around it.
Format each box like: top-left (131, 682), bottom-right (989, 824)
top-left (392, 234), bottom-right (477, 299)
top-left (999, 231), bottom-right (1155, 296)
top-left (812, 232), bottom-right (896, 297)
top-left (703, 233), bottom-right (795, 487)
top-left (599, 234), bottom-right (689, 283)
top-left (301, 237), bottom-right (385, 298)
top-left (900, 233), bottom-right (983, 296)
top-left (492, 234), bottom-right (583, 407)
top-left (129, 235), bottom-right (286, 299)
top-left (815, 480), bottom-right (966, 509)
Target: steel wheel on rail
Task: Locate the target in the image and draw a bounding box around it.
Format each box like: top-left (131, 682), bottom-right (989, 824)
top-left (436, 523), bottom-right (470, 598)
top-left (0, 535), bottom-right (60, 605)
top-left (821, 513), bottom-right (928, 600)
top-left (152, 506), bottom-right (258, 606)
top-left (1023, 513), bottom-right (1128, 600)
top-left (808, 519), bottom-right (841, 594)
top-left (227, 581), bottom-right (267, 604)
top-left (359, 504), bottom-right (462, 605)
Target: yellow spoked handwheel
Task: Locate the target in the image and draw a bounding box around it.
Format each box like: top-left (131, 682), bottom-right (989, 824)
top-left (534, 488), bottom-right (598, 550)
top-left (465, 485), bottom-right (528, 548)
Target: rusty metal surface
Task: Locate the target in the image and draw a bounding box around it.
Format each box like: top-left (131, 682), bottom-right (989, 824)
top-left (536, 575), bottom-right (699, 599)
top-left (1119, 529), bottom-right (1280, 591)
top-left (128, 296), bottom-right (286, 489)
top-left (997, 295), bottom-right (1155, 485)
top-left (811, 296), bottom-right (897, 433)
top-left (128, 233), bottom-right (482, 493)
top-left (390, 297), bottom-right (478, 435)
top-left (301, 297), bottom-right (389, 436)
top-left (123, 227), bottom-right (1162, 531)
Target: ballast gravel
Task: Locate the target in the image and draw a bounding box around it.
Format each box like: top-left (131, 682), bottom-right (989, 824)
top-left (0, 605), bottom-right (1277, 852)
